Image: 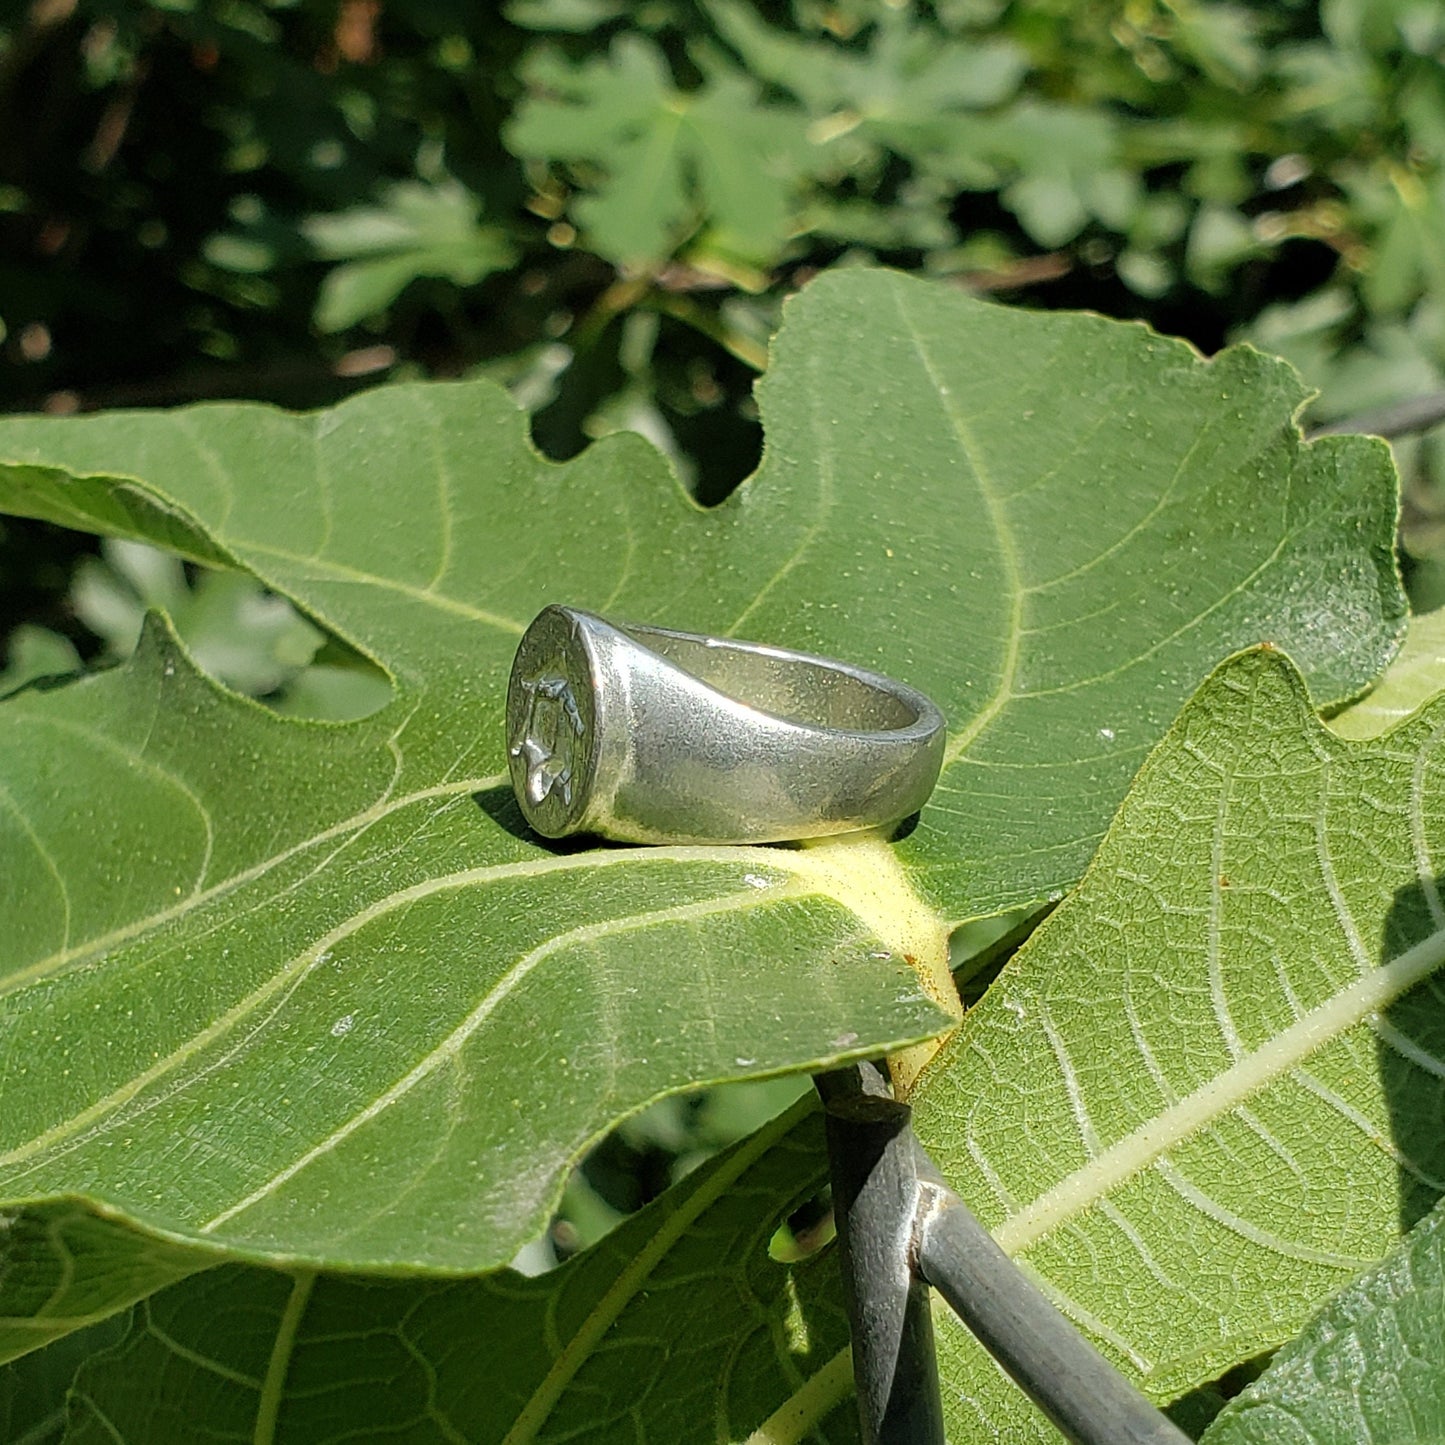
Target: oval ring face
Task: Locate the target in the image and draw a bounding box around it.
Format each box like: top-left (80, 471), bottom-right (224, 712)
top-left (505, 605), bottom-right (946, 846)
top-left (505, 607), bottom-right (599, 838)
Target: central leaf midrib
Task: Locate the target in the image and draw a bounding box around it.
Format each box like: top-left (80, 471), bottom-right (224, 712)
top-left (992, 922), bottom-right (1445, 1256)
top-left (0, 842), bottom-right (908, 1185)
top-left (890, 290), bottom-right (1024, 770)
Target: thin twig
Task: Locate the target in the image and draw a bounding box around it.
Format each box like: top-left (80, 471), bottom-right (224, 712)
top-left (820, 1062), bottom-right (1192, 1445)
top-left (817, 1064), bottom-right (945, 1445)
top-left (1310, 391), bottom-right (1445, 440)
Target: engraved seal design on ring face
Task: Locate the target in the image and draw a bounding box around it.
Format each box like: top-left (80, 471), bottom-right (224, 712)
top-left (505, 609), bottom-right (599, 837)
top-left (511, 663), bottom-right (584, 808)
top-left (505, 604), bottom-right (947, 846)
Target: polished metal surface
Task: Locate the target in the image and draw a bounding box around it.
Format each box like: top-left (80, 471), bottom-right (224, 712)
top-left (505, 604), bottom-right (946, 845)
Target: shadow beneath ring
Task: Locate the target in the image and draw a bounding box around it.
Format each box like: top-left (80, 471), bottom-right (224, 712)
top-left (472, 781), bottom-right (621, 855)
top-left (472, 782), bottom-right (929, 855)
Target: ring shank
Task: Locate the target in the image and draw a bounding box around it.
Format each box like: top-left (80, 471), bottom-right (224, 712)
top-left (506, 607), bottom-right (946, 845)
top-left (621, 623), bottom-right (920, 732)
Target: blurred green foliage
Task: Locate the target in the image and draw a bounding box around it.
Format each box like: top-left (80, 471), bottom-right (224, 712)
top-left (4, 0), bottom-right (1445, 482)
top-left (3, 0), bottom-right (1445, 1262)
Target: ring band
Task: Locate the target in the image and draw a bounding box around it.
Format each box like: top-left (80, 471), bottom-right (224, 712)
top-left (505, 605), bottom-right (946, 845)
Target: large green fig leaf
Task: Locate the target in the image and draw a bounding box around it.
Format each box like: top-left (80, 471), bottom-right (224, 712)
top-left (0, 271), bottom-right (1403, 923)
top-left (55, 1099), bottom-right (855, 1445)
top-left (1202, 1193), bottom-right (1445, 1445)
top-left (0, 611), bottom-right (942, 1300)
top-left (0, 270), bottom-right (1403, 1345)
top-left (897, 648), bottom-right (1445, 1439)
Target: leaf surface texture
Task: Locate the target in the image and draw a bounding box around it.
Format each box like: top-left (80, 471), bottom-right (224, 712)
top-left (910, 649), bottom-right (1445, 1434)
top-left (0, 270), bottom-right (1405, 1354)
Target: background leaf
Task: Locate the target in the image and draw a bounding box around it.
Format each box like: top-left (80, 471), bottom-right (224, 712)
top-left (0, 626), bottom-right (81, 699)
top-left (906, 647), bottom-right (1445, 1437)
top-left (302, 181), bottom-right (517, 333)
top-left (1202, 1193), bottom-right (1445, 1445)
top-left (60, 1098), bottom-right (856, 1445)
top-left (506, 36), bottom-right (814, 267)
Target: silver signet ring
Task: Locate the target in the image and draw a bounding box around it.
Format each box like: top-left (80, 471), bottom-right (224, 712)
top-left (505, 605), bottom-right (946, 846)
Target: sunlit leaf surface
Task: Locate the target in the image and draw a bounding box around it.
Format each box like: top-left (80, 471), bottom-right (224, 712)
top-left (1203, 1193), bottom-right (1445, 1445)
top-left (0, 272), bottom-right (1404, 1398)
top-left (909, 649), bottom-right (1445, 1436)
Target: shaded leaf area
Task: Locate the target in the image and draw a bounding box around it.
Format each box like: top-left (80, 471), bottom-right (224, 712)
top-left (907, 648), bottom-right (1445, 1438)
top-left (57, 1101), bottom-right (857, 1445)
top-left (0, 271), bottom-right (1405, 933)
top-left (0, 1203), bottom-right (211, 1362)
top-left (0, 1315), bottom-right (129, 1445)
top-left (1203, 1194), bottom-right (1445, 1445)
